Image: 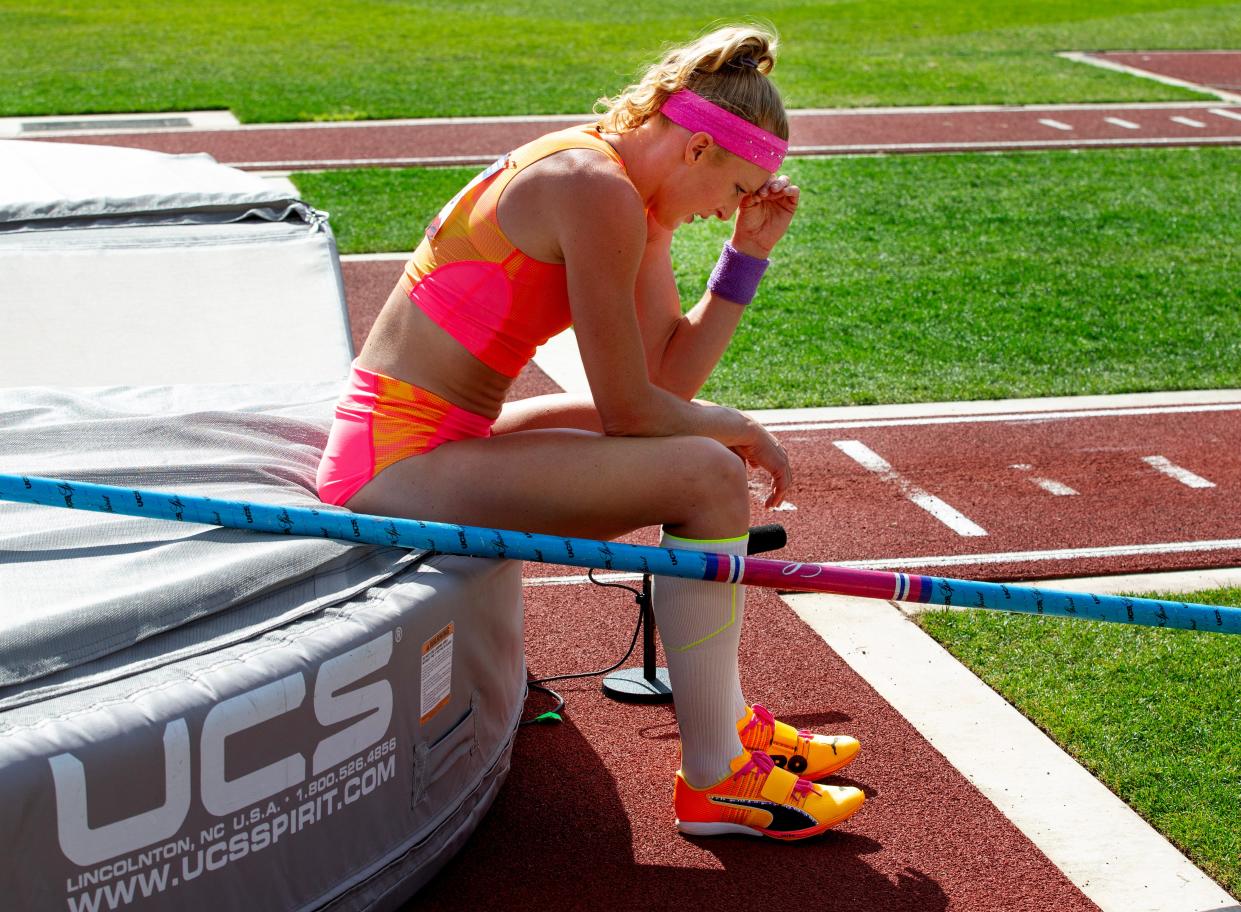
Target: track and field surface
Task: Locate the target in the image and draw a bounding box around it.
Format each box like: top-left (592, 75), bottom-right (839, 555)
top-left (16, 101), bottom-right (1241, 167)
top-left (409, 583), bottom-right (1101, 912)
top-left (511, 395), bottom-right (1241, 583)
top-left (1082, 50), bottom-right (1241, 97)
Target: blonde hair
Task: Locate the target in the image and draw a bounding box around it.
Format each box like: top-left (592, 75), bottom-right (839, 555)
top-left (595, 24), bottom-right (788, 142)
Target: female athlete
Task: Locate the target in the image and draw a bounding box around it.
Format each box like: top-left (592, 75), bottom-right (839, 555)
top-left (317, 25), bottom-right (865, 840)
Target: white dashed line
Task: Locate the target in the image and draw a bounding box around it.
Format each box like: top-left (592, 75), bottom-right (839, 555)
top-left (1170, 115), bottom-right (1207, 128)
top-left (1210, 107), bottom-right (1241, 122)
top-left (1038, 118), bottom-right (1074, 131)
top-left (1010, 464), bottom-right (1078, 496)
top-left (1142, 455), bottom-right (1215, 488)
top-left (833, 440), bottom-right (987, 537)
top-left (1104, 117), bottom-right (1141, 129)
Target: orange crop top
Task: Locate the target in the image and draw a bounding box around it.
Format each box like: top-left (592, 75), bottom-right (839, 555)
top-left (399, 124), bottom-right (627, 378)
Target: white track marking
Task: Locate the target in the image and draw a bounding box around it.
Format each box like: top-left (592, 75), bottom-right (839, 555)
top-left (1010, 464), bottom-right (1078, 496)
top-left (1030, 565), bottom-right (1241, 597)
top-left (833, 537), bottom-right (1241, 571)
top-left (339, 252), bottom-right (409, 262)
top-left (1210, 107), bottom-right (1241, 122)
top-left (1171, 115), bottom-right (1207, 128)
top-left (1142, 455), bottom-right (1215, 488)
top-left (788, 136), bottom-right (1241, 157)
top-left (749, 389), bottom-right (1241, 426)
top-left (1038, 118), bottom-right (1074, 131)
top-left (833, 440), bottom-right (987, 537)
top-left (526, 572), bottom-right (643, 587)
top-left (230, 154), bottom-right (500, 169)
top-left (787, 591), bottom-right (1240, 912)
top-left (0, 109), bottom-right (239, 138)
top-left (1058, 51), bottom-right (1241, 104)
top-left (1104, 116), bottom-right (1141, 129)
top-left (223, 133), bottom-right (1241, 170)
top-left (531, 328), bottom-right (591, 395)
top-left (1031, 478), bottom-right (1078, 496)
top-left (763, 401), bottom-right (1241, 432)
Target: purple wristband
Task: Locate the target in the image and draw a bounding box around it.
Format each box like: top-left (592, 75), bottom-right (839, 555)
top-left (707, 242), bottom-right (769, 306)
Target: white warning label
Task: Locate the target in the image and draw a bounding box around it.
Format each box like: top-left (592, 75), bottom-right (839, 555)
top-left (420, 623), bottom-right (453, 723)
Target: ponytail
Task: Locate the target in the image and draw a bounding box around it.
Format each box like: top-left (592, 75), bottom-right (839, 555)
top-left (595, 24), bottom-right (788, 141)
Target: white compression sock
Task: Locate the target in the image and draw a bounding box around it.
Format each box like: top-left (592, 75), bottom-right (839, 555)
top-left (653, 530), bottom-right (749, 788)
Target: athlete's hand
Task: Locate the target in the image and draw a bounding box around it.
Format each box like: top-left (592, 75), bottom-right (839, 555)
top-left (731, 175), bottom-right (799, 259)
top-left (726, 415), bottom-right (792, 510)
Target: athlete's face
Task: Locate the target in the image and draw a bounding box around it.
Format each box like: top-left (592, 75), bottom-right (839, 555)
top-left (658, 134), bottom-right (773, 230)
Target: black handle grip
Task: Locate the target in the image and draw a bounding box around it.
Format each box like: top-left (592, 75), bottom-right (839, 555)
top-left (747, 523), bottom-right (787, 555)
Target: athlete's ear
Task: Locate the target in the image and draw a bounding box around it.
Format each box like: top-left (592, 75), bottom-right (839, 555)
top-left (685, 131), bottom-right (714, 164)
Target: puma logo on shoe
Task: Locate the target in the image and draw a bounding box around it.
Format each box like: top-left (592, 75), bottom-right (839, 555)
top-left (708, 795), bottom-right (818, 832)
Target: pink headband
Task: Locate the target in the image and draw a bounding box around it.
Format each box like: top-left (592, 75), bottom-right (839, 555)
top-left (659, 89), bottom-right (788, 171)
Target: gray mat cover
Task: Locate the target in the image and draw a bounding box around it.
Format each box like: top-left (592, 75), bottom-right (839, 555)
top-left (0, 385), bottom-right (525, 909)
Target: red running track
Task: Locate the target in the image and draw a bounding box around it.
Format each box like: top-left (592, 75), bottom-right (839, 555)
top-left (409, 582), bottom-right (1100, 912)
top-left (16, 103), bottom-right (1241, 168)
top-left (1088, 51), bottom-right (1241, 95)
top-left (762, 406), bottom-right (1241, 579)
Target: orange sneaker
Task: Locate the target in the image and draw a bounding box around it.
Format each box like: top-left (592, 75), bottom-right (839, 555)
top-left (738, 704), bottom-right (860, 780)
top-left (674, 749), bottom-right (864, 840)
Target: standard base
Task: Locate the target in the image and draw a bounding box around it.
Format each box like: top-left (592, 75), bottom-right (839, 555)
top-left (601, 666), bottom-right (673, 703)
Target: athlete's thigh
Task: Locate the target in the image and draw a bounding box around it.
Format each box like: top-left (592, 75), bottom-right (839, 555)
top-left (345, 428), bottom-right (744, 539)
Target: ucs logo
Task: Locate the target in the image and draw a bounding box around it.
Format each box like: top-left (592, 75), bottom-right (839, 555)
top-left (50, 631), bottom-right (394, 867)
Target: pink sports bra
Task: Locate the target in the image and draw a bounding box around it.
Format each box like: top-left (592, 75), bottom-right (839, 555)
top-left (398, 124), bottom-right (627, 378)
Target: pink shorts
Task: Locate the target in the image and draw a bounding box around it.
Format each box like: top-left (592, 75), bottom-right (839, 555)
top-left (316, 361), bottom-right (493, 507)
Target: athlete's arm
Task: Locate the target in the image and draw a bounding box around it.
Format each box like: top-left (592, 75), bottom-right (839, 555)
top-left (635, 216), bottom-right (746, 401)
top-left (636, 172), bottom-right (800, 400)
top-left (547, 164), bottom-right (790, 507)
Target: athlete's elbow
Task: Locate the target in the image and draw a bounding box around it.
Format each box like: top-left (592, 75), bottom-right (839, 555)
top-left (649, 367), bottom-right (701, 403)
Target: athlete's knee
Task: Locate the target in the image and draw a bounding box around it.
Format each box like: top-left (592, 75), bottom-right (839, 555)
top-left (671, 437), bottom-right (748, 515)
top-left (679, 435), bottom-right (745, 479)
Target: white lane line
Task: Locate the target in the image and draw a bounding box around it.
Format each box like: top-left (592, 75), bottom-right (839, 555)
top-left (1210, 107), bottom-right (1241, 122)
top-left (1010, 464), bottom-right (1078, 496)
top-left (526, 572), bottom-right (643, 587)
top-left (833, 440), bottom-right (987, 537)
top-left (1038, 118), bottom-right (1074, 131)
top-left (764, 401), bottom-right (1241, 432)
top-left (786, 591), bottom-right (1240, 912)
top-left (1171, 115), bottom-right (1207, 128)
top-left (749, 389), bottom-right (1241, 426)
top-left (1104, 116), bottom-right (1141, 129)
top-left (789, 136), bottom-right (1241, 156)
top-left (229, 134), bottom-right (1241, 170)
top-left (230, 154), bottom-right (498, 169)
top-left (339, 252), bottom-right (408, 263)
top-left (1058, 51), bottom-right (1241, 104)
top-left (834, 537), bottom-right (1241, 571)
top-left (1142, 455), bottom-right (1216, 488)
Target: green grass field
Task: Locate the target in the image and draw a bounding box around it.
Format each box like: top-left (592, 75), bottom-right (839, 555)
top-left (3, 1), bottom-right (1241, 120)
top-left (294, 145), bottom-right (1241, 407)
top-left (918, 589), bottom-right (1241, 896)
